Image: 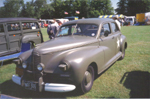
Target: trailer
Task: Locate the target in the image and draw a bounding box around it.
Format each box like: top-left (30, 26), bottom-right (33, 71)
top-left (136, 12), bottom-right (150, 25)
top-left (124, 16), bottom-right (135, 26)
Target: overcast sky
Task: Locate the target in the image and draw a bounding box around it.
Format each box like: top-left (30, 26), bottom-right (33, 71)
top-left (0, 0), bottom-right (119, 11)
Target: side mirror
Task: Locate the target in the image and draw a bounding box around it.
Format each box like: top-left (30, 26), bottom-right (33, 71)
top-left (104, 31), bottom-right (109, 37)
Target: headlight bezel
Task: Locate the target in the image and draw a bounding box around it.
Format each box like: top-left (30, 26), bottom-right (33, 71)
top-left (22, 62), bottom-right (27, 69)
top-left (37, 63), bottom-right (45, 71)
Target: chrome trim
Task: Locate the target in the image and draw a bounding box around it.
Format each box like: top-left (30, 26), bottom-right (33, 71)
top-left (12, 75), bottom-right (76, 92)
top-left (45, 83), bottom-right (76, 92)
top-left (12, 75), bottom-right (21, 85)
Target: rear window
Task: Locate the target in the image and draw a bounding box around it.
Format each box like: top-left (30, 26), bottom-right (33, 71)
top-left (22, 22), bottom-right (39, 30)
top-left (0, 24), bottom-right (4, 33)
top-left (7, 23), bottom-right (20, 32)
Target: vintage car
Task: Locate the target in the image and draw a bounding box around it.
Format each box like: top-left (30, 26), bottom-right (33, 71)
top-left (0, 18), bottom-right (43, 61)
top-left (12, 18), bottom-right (127, 94)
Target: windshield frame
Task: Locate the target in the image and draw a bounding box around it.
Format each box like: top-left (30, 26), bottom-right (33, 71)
top-left (56, 23), bottom-right (99, 38)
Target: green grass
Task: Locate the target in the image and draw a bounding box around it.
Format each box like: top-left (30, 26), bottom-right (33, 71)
top-left (0, 26), bottom-right (150, 98)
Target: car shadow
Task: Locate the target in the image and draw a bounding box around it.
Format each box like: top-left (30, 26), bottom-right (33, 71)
top-left (0, 80), bottom-right (84, 98)
top-left (120, 71), bottom-right (150, 98)
top-left (0, 62), bottom-right (116, 98)
top-left (0, 59), bottom-right (14, 66)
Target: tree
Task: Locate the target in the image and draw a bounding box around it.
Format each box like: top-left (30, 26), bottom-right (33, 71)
top-left (0, 0), bottom-right (114, 18)
top-left (50, 0), bottom-right (63, 18)
top-left (79, 0), bottom-right (90, 18)
top-left (115, 0), bottom-right (128, 15)
top-left (89, 0), bottom-right (114, 17)
top-left (2, 0), bottom-right (24, 17)
top-left (116, 0), bottom-right (150, 16)
top-left (40, 3), bottom-right (54, 19)
top-left (0, 7), bottom-right (5, 18)
top-left (20, 0), bottom-right (35, 18)
top-left (34, 0), bottom-right (47, 19)
top-left (127, 0), bottom-right (150, 16)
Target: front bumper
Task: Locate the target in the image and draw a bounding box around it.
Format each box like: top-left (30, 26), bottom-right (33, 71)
top-left (12, 75), bottom-right (76, 92)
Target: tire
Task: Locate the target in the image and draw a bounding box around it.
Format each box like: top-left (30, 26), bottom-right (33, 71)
top-left (80, 66), bottom-right (94, 93)
top-left (119, 46), bottom-right (125, 60)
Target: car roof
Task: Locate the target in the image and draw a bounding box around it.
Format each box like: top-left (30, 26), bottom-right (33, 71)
top-left (0, 18), bottom-right (37, 23)
top-left (63, 18), bottom-right (115, 26)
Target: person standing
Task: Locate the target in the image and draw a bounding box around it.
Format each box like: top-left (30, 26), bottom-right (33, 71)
top-left (47, 19), bottom-right (59, 39)
top-left (57, 20), bottom-right (62, 29)
top-left (112, 15), bottom-right (121, 30)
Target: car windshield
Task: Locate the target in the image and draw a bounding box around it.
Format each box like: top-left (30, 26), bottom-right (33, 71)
top-left (57, 24), bottom-right (98, 37)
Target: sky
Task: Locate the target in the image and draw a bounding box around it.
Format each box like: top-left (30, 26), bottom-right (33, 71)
top-left (0, 0), bottom-right (119, 10)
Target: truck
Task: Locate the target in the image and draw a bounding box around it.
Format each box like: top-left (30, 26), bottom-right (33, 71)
top-left (136, 12), bottom-right (150, 25)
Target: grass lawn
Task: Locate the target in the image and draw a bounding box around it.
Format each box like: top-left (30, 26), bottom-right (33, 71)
top-left (0, 26), bottom-right (150, 98)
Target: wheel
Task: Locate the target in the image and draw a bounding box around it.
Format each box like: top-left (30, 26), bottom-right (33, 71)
top-left (80, 66), bottom-right (94, 93)
top-left (119, 46), bottom-right (125, 60)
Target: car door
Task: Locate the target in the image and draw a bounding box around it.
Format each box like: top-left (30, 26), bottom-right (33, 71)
top-left (5, 22), bottom-right (22, 53)
top-left (99, 23), bottom-right (116, 66)
top-left (0, 23), bottom-right (9, 56)
top-left (110, 22), bottom-right (121, 54)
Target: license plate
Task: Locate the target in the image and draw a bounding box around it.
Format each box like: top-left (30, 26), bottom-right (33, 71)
top-left (24, 81), bottom-right (37, 91)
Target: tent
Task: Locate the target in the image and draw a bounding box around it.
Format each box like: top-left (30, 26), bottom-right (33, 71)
top-left (98, 14), bottom-right (124, 18)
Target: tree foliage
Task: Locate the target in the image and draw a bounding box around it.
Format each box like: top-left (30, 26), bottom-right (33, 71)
top-left (115, 0), bottom-right (128, 15)
top-left (116, 0), bottom-right (150, 16)
top-left (0, 0), bottom-right (114, 19)
top-left (1, 0), bottom-right (24, 18)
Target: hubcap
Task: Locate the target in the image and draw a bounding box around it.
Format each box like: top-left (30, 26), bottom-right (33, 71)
top-left (84, 71), bottom-right (92, 86)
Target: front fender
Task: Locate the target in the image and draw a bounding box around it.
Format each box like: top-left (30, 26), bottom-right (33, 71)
top-left (120, 35), bottom-right (127, 52)
top-left (22, 34), bottom-right (41, 44)
top-left (18, 49), bottom-right (33, 62)
top-left (60, 46), bottom-right (104, 85)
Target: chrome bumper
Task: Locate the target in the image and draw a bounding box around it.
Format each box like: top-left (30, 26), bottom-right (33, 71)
top-left (12, 75), bottom-right (76, 92)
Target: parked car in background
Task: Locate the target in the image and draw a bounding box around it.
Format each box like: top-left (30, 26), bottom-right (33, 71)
top-left (64, 16), bottom-right (78, 21)
top-left (56, 19), bottom-right (69, 24)
top-left (46, 19), bottom-right (54, 24)
top-left (125, 16), bottom-right (135, 25)
top-left (0, 18), bottom-right (43, 61)
top-left (12, 18), bottom-right (127, 94)
top-left (39, 19), bottom-right (48, 27)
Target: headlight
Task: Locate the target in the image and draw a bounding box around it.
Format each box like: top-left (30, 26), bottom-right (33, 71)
top-left (22, 63), bottom-right (27, 69)
top-left (37, 63), bottom-right (45, 71)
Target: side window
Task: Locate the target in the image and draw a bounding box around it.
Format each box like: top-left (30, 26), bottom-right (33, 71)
top-left (111, 22), bottom-right (119, 32)
top-left (0, 24), bottom-right (4, 33)
top-left (100, 23), bottom-right (111, 37)
top-left (7, 23), bottom-right (20, 32)
top-left (22, 22), bottom-right (39, 30)
top-left (58, 26), bottom-right (69, 36)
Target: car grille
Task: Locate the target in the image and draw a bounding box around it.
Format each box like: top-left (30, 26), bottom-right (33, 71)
top-left (32, 51), bottom-right (41, 71)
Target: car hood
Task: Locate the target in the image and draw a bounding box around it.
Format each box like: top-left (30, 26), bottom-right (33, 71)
top-left (34, 35), bottom-right (97, 54)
